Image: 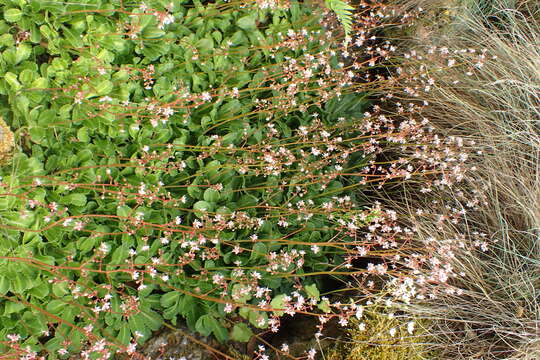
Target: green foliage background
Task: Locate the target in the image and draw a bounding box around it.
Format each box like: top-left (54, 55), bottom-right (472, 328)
top-left (0, 0), bottom-right (369, 357)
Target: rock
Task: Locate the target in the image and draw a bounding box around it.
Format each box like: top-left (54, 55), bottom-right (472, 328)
top-left (140, 323), bottom-right (223, 360)
top-left (0, 117), bottom-right (14, 165)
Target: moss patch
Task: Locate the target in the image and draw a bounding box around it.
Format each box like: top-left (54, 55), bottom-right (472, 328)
top-left (325, 307), bottom-right (434, 360)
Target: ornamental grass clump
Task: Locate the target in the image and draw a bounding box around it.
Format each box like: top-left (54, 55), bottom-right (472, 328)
top-left (364, 1), bottom-right (540, 359)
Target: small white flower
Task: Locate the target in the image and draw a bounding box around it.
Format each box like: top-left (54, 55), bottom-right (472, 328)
top-left (127, 342), bottom-right (137, 354)
top-left (99, 96), bottom-right (113, 102)
top-left (6, 334), bottom-right (20, 342)
top-left (407, 321), bottom-right (415, 334)
top-left (201, 92), bottom-right (212, 101)
top-left (99, 243), bottom-right (110, 253)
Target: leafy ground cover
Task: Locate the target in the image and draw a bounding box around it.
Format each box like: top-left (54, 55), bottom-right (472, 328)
top-left (0, 0), bottom-right (395, 358)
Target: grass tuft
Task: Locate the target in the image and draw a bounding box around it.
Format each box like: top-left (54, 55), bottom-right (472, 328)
top-left (383, 0), bottom-right (540, 358)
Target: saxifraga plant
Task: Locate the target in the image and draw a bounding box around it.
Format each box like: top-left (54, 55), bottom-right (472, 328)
top-left (0, 0), bottom-right (416, 359)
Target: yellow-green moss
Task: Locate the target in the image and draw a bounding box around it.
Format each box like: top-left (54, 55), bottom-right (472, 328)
top-left (0, 117), bottom-right (14, 165)
top-left (325, 307), bottom-right (434, 360)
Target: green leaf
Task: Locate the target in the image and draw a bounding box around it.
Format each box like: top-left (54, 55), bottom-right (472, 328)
top-left (46, 300), bottom-right (64, 315)
top-left (212, 320), bottom-right (228, 343)
top-left (203, 188), bottom-right (220, 203)
top-left (65, 193), bottom-right (87, 207)
top-left (52, 282), bottom-right (69, 297)
top-left (195, 314), bottom-right (228, 342)
top-left (2, 48), bottom-right (16, 65)
top-left (317, 298), bottom-right (331, 313)
top-left (30, 77), bottom-right (49, 89)
top-left (237, 14), bottom-right (257, 30)
top-left (4, 9), bottom-right (22, 23)
top-left (15, 44), bottom-right (31, 64)
top-left (22, 311), bottom-right (47, 333)
top-left (78, 237), bottom-right (96, 253)
top-left (14, 95), bottom-right (29, 116)
top-left (250, 242), bottom-right (267, 261)
top-left (305, 284), bottom-right (320, 301)
top-left (45, 338), bottom-right (62, 353)
top-left (19, 69), bottom-right (36, 85)
top-left (140, 309), bottom-right (163, 331)
top-left (95, 80), bottom-right (113, 95)
top-left (28, 282), bottom-right (50, 299)
top-left (77, 127), bottom-right (90, 142)
top-left (111, 246), bottom-right (128, 264)
top-left (0, 277), bottom-right (10, 295)
top-left (195, 314), bottom-right (213, 336)
top-left (142, 26), bottom-right (166, 39)
top-left (204, 160), bottom-right (221, 179)
top-left (193, 200), bottom-right (213, 217)
top-left (128, 313), bottom-right (147, 335)
top-left (0, 33), bottom-right (14, 46)
top-left (29, 126), bottom-right (46, 143)
top-left (163, 305), bottom-right (178, 321)
top-left (4, 301), bottom-right (25, 315)
top-left (197, 38), bottom-right (214, 52)
top-left (238, 194), bottom-right (258, 208)
top-left (231, 323), bottom-right (253, 342)
top-left (160, 291), bottom-right (181, 308)
top-left (117, 325), bottom-right (131, 345)
top-left (270, 294), bottom-right (285, 316)
top-left (187, 185), bottom-right (202, 198)
top-left (116, 205), bottom-right (131, 218)
top-left (61, 25), bottom-right (83, 48)
top-left (11, 274), bottom-right (32, 292)
top-left (4, 72), bottom-right (21, 91)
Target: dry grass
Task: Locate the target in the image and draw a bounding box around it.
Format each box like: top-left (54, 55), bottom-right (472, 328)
top-left (378, 0), bottom-right (540, 359)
